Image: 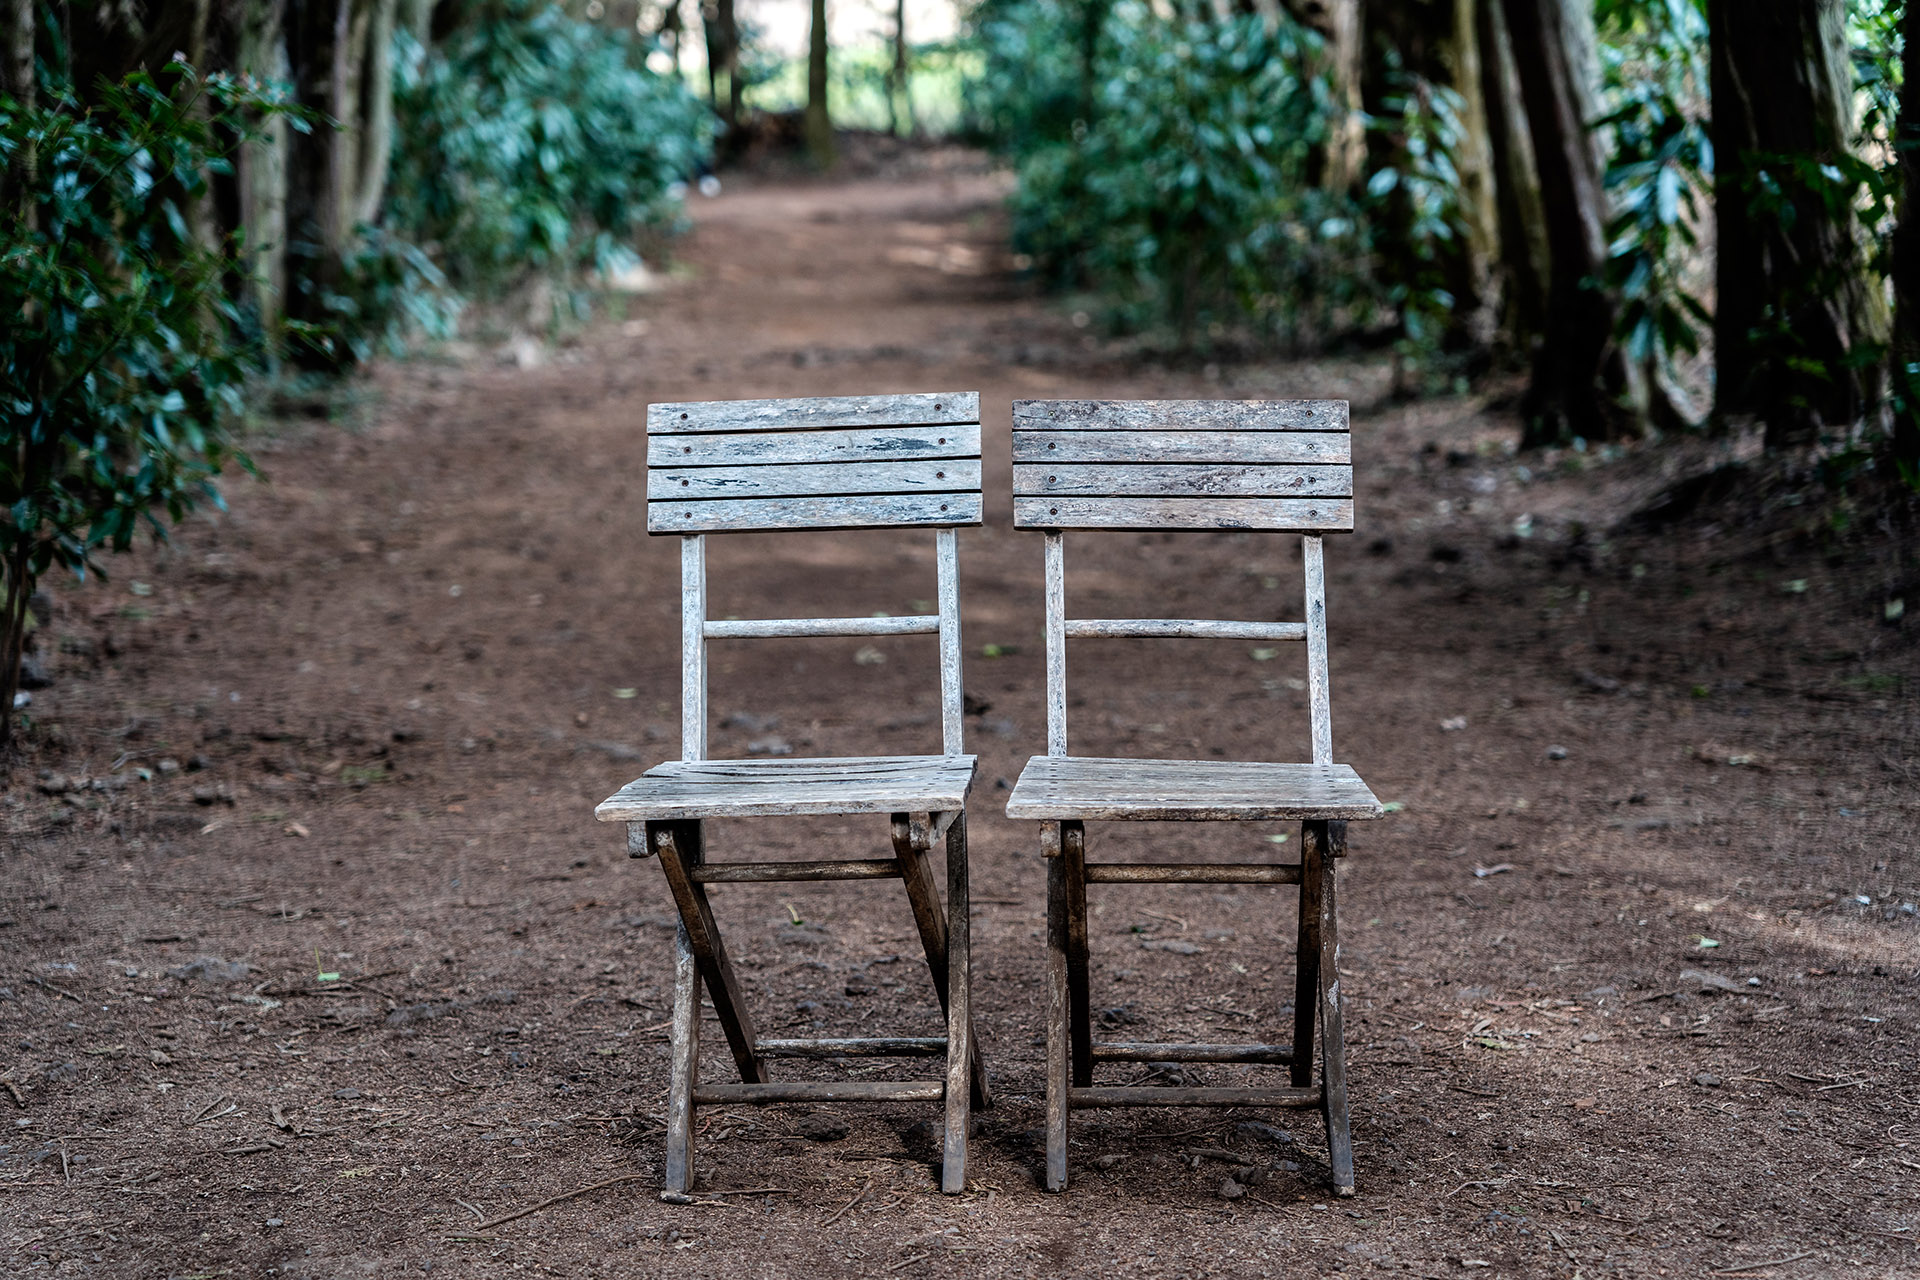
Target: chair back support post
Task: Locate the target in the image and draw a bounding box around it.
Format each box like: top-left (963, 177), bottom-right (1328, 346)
top-left (682, 534), bottom-right (708, 763)
top-left (1045, 532), bottom-right (1068, 757)
top-left (1302, 534), bottom-right (1333, 765)
top-left (936, 527), bottom-right (965, 756)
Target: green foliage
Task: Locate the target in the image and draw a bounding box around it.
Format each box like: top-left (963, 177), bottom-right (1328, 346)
top-left (386, 3), bottom-right (713, 307)
top-left (1367, 70), bottom-right (1468, 359)
top-left (970, 3), bottom-right (1466, 353)
top-left (1595, 0), bottom-right (1713, 400)
top-left (0, 62), bottom-right (294, 738)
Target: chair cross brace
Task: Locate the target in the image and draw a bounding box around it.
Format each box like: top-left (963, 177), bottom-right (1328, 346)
top-left (1041, 817), bottom-right (1354, 1194)
top-left (637, 811), bottom-right (988, 1196)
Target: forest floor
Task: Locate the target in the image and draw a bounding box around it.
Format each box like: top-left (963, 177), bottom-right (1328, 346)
top-left (3, 150), bottom-right (1919, 1280)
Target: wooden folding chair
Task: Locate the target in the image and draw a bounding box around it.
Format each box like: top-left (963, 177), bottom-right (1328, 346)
top-left (1003, 398), bottom-right (1383, 1197)
top-left (595, 392), bottom-right (990, 1195)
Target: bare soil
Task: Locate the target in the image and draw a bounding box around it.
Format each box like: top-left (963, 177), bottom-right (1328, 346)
top-left (3, 156), bottom-right (1918, 1279)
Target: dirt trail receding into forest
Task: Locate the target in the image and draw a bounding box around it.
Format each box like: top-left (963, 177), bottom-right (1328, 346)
top-left (2, 157), bottom-right (1917, 1279)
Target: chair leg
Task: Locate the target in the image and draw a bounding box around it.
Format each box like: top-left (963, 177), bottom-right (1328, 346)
top-left (941, 813), bottom-right (974, 1194)
top-left (1303, 820), bottom-right (1355, 1196)
top-left (650, 821), bottom-right (767, 1084)
top-left (1292, 820), bottom-right (1322, 1090)
top-left (664, 917), bottom-right (702, 1194)
top-left (1043, 821), bottom-right (1071, 1192)
top-left (1062, 820), bottom-right (1093, 1088)
top-left (893, 814), bottom-right (990, 1113)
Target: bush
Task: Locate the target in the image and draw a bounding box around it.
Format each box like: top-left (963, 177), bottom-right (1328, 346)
top-left (971, 3), bottom-right (1459, 352)
top-left (387, 3), bottom-right (714, 312)
top-left (0, 63), bottom-right (292, 743)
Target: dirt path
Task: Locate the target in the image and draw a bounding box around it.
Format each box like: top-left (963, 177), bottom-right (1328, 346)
top-left (3, 160), bottom-right (1917, 1278)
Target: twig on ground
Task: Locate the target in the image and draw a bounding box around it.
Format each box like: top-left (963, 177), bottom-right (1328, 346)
top-left (1709, 1251), bottom-right (1814, 1276)
top-left (823, 1175), bottom-right (874, 1227)
top-left (660, 1189), bottom-right (787, 1205)
top-left (470, 1173), bottom-right (652, 1232)
top-left (884, 1253), bottom-right (931, 1272)
top-left (26, 976), bottom-right (82, 1003)
top-left (184, 1096), bottom-right (237, 1126)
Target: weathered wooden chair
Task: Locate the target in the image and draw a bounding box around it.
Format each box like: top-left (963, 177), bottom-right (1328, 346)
top-left (595, 392), bottom-right (990, 1195)
top-left (1003, 398), bottom-right (1382, 1197)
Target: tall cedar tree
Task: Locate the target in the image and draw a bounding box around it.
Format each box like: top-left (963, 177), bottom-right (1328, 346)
top-left (1504, 0), bottom-right (1642, 443)
top-left (1709, 0), bottom-right (1889, 448)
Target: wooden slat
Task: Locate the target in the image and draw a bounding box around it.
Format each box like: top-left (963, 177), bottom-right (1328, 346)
top-left (1294, 821), bottom-right (1326, 1090)
top-left (1014, 464), bottom-right (1351, 498)
top-left (694, 1081), bottom-right (946, 1104)
top-left (1063, 822), bottom-right (1093, 1089)
top-left (1068, 1085), bottom-right (1323, 1109)
top-left (1064, 619), bottom-right (1306, 642)
top-left (648, 757), bottom-right (957, 776)
top-left (1089, 1041), bottom-right (1294, 1064)
top-left (942, 812), bottom-right (977, 1192)
top-left (936, 528), bottom-right (964, 756)
top-left (688, 858), bottom-right (902, 883)
top-left (1014, 496), bottom-right (1353, 532)
top-left (652, 492), bottom-right (984, 535)
top-left (1083, 861), bottom-right (1303, 885)
top-left (651, 392), bottom-right (979, 434)
top-left (649, 822), bottom-right (766, 1085)
top-left (652, 423), bottom-right (981, 469)
top-left (1004, 756), bottom-right (1381, 821)
top-left (651, 459), bottom-right (982, 501)
top-left (681, 535), bottom-right (706, 762)
top-left (1312, 821), bottom-right (1355, 1194)
top-left (597, 754), bottom-right (977, 820)
top-left (1011, 431), bottom-right (1348, 465)
top-left (1044, 533), bottom-right (1067, 756)
top-left (1043, 821), bottom-right (1070, 1192)
top-left (1013, 399), bottom-right (1347, 433)
top-left (1304, 535), bottom-right (1334, 763)
top-left (704, 615), bottom-right (938, 639)
top-left (756, 1037), bottom-right (947, 1059)
top-left (663, 911), bottom-right (701, 1193)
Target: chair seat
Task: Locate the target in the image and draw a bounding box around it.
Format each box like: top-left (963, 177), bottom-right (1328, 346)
top-left (596, 755), bottom-right (977, 822)
top-left (1004, 756), bottom-right (1381, 822)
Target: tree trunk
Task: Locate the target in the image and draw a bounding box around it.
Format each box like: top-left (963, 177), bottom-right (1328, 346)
top-left (397, 0), bottom-right (430, 43)
top-left (1476, 0), bottom-right (1549, 351)
top-left (889, 0), bottom-right (913, 137)
top-left (805, 0), bottom-right (833, 168)
top-left (1893, 0), bottom-right (1920, 480)
top-left (1077, 0), bottom-right (1108, 124)
top-left (1279, 0), bottom-right (1363, 191)
top-left (235, 0), bottom-right (290, 333)
top-left (284, 0), bottom-right (350, 364)
top-left (353, 0), bottom-right (395, 228)
top-left (719, 0), bottom-right (739, 130)
top-left (1504, 0), bottom-right (1642, 444)
top-left (2, 0), bottom-right (34, 222)
top-left (1359, 0), bottom-right (1502, 358)
top-left (701, 0), bottom-right (720, 112)
top-left (1709, 0), bottom-right (1890, 450)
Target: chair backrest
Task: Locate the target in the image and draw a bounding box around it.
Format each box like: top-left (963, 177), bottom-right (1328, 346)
top-left (1010, 397), bottom-right (1353, 765)
top-left (648, 393), bottom-right (984, 762)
